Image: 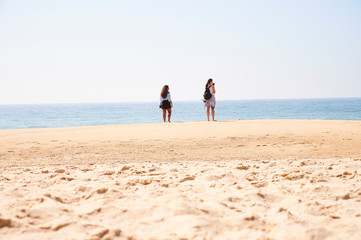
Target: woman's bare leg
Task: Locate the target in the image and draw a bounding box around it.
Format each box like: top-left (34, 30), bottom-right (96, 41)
top-left (207, 106), bottom-right (210, 121)
top-left (162, 109), bottom-right (166, 122)
top-left (167, 108), bottom-right (172, 122)
top-left (211, 108), bottom-right (215, 121)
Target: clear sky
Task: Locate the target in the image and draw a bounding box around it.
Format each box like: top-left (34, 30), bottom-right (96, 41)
top-left (0, 0), bottom-right (360, 104)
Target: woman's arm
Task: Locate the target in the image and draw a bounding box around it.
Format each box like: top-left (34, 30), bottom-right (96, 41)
top-left (168, 93), bottom-right (172, 107)
top-left (212, 85), bottom-right (216, 94)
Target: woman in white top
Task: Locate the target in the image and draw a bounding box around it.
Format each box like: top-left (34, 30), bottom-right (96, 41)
top-left (205, 78), bottom-right (216, 121)
top-left (160, 85), bottom-right (173, 122)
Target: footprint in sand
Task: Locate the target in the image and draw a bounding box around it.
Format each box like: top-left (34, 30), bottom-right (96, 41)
top-left (235, 165), bottom-right (250, 170)
top-left (0, 218), bottom-right (12, 228)
top-left (101, 171), bottom-right (115, 176)
top-left (59, 177), bottom-right (74, 181)
top-left (44, 193), bottom-right (66, 203)
top-left (90, 229), bottom-right (110, 239)
top-left (283, 172), bottom-right (304, 181)
top-left (179, 176), bottom-right (195, 183)
top-left (52, 222), bottom-right (73, 231)
top-left (89, 228), bottom-right (122, 239)
top-left (120, 165), bottom-right (131, 171)
top-left (75, 186), bottom-right (88, 192)
top-left (85, 188), bottom-right (108, 199)
top-left (81, 168), bottom-right (93, 172)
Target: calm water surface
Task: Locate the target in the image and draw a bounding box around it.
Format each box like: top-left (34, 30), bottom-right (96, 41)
top-left (1, 98), bottom-right (360, 129)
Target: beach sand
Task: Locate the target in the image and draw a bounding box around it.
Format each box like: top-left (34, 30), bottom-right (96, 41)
top-left (1, 120), bottom-right (361, 239)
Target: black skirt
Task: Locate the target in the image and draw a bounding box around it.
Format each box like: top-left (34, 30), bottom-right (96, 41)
top-left (161, 100), bottom-right (171, 109)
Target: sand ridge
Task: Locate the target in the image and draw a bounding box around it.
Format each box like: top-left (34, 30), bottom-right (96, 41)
top-left (1, 120), bottom-right (361, 166)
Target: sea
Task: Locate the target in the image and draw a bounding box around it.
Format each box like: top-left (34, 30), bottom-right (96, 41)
top-left (1, 98), bottom-right (361, 130)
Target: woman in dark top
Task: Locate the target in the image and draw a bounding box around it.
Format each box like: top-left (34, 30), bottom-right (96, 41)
top-left (160, 85), bottom-right (173, 122)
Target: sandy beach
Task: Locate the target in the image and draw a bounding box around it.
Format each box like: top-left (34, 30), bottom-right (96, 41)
top-left (1, 120), bottom-right (361, 239)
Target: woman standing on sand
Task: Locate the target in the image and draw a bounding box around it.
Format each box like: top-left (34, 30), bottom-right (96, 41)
top-left (205, 78), bottom-right (216, 121)
top-left (160, 85), bottom-right (173, 123)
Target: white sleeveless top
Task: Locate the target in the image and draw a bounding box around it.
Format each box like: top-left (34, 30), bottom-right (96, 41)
top-left (160, 92), bottom-right (172, 103)
top-left (208, 84), bottom-right (215, 95)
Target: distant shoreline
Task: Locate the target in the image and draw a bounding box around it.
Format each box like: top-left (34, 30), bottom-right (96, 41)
top-left (0, 118), bottom-right (361, 132)
top-left (1, 118), bottom-right (361, 132)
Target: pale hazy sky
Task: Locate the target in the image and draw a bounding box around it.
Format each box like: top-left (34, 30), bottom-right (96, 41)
top-left (0, 0), bottom-right (360, 104)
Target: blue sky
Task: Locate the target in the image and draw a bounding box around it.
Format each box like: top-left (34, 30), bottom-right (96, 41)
top-left (0, 0), bottom-right (360, 104)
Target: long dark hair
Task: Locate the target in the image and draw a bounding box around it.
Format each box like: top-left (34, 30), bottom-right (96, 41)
top-left (161, 85), bottom-right (169, 99)
top-left (205, 78), bottom-right (213, 89)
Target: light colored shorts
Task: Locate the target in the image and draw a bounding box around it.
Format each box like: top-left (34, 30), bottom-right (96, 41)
top-left (206, 95), bottom-right (216, 109)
